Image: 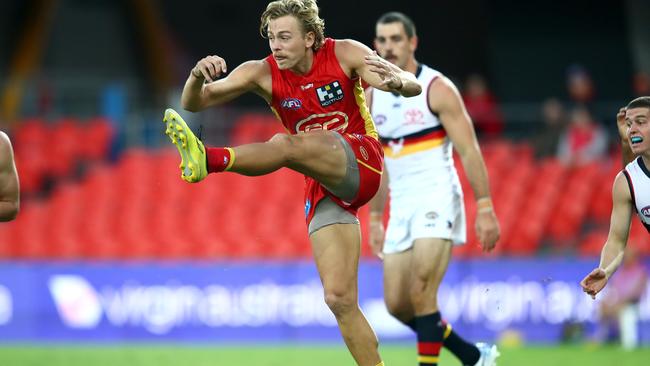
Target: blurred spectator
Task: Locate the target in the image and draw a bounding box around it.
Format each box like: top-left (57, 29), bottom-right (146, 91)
top-left (632, 71), bottom-right (650, 97)
top-left (594, 246), bottom-right (648, 350)
top-left (566, 64), bottom-right (595, 107)
top-left (557, 106), bottom-right (607, 166)
top-left (462, 73), bottom-right (504, 139)
top-left (532, 98), bottom-right (567, 158)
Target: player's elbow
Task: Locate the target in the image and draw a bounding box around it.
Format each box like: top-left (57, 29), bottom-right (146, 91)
top-left (400, 84), bottom-right (422, 98)
top-left (181, 98), bottom-right (201, 113)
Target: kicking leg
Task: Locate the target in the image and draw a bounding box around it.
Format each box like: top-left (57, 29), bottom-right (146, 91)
top-left (163, 107), bottom-right (350, 187)
top-left (311, 223), bottom-right (382, 366)
top-left (228, 131), bottom-right (348, 189)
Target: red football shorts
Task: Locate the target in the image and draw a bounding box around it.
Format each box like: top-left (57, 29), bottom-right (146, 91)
top-left (304, 133), bottom-right (384, 225)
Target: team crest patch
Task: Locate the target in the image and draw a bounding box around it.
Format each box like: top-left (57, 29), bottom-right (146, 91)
top-left (359, 146), bottom-right (369, 160)
top-left (316, 81), bottom-right (344, 107)
top-left (281, 98), bottom-right (302, 110)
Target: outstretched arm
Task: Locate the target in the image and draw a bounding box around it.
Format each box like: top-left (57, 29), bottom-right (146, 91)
top-left (0, 132), bottom-right (19, 221)
top-left (181, 56), bottom-right (271, 112)
top-left (431, 77), bottom-right (499, 251)
top-left (335, 39), bottom-right (421, 97)
top-left (581, 172), bottom-right (633, 299)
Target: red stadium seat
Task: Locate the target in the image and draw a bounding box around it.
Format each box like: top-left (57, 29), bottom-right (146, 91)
top-left (80, 117), bottom-right (115, 161)
top-left (48, 118), bottom-right (82, 178)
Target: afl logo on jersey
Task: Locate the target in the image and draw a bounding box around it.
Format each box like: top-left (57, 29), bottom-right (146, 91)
top-left (281, 98), bottom-right (302, 110)
top-left (641, 205), bottom-right (650, 218)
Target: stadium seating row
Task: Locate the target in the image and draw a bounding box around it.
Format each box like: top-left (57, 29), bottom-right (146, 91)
top-left (0, 113), bottom-right (647, 259)
top-left (11, 117), bottom-right (115, 195)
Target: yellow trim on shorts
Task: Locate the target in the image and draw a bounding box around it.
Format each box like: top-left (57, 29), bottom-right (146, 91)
top-left (356, 159), bottom-right (382, 175)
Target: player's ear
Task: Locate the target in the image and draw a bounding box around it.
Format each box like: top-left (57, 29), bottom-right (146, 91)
top-left (305, 31), bottom-right (315, 49)
top-left (410, 35), bottom-right (418, 53)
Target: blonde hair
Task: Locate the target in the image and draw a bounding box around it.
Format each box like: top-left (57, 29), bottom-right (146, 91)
top-left (260, 0), bottom-right (325, 51)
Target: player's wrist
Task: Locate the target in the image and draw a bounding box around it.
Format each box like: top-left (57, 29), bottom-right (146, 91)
top-left (191, 67), bottom-right (203, 79)
top-left (476, 196), bottom-right (493, 214)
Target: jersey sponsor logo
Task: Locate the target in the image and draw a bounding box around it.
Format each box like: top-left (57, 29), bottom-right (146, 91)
top-left (280, 98), bottom-right (302, 110)
top-left (295, 111), bottom-right (349, 133)
top-left (404, 108), bottom-right (425, 125)
top-left (425, 211), bottom-right (438, 220)
top-left (374, 114), bottom-right (387, 126)
top-left (300, 83), bottom-right (314, 90)
top-left (641, 205), bottom-right (650, 218)
top-left (316, 81), bottom-right (344, 107)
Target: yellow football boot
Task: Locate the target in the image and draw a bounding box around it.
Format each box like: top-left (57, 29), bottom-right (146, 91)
top-left (163, 108), bottom-right (207, 183)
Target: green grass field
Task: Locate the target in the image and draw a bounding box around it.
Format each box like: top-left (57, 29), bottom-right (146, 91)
top-left (1, 344), bottom-right (649, 366)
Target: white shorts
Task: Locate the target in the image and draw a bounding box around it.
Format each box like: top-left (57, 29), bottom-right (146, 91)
top-left (383, 192), bottom-right (466, 254)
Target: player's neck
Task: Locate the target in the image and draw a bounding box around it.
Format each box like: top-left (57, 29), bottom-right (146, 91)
top-left (640, 153), bottom-right (650, 167)
top-left (289, 50), bottom-right (314, 75)
top-left (404, 57), bottom-right (419, 75)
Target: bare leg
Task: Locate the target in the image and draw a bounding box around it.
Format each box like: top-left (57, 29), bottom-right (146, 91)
top-left (410, 238), bottom-right (452, 314)
top-left (383, 250), bottom-right (416, 323)
top-left (310, 223), bottom-right (382, 366)
top-left (229, 131), bottom-right (347, 188)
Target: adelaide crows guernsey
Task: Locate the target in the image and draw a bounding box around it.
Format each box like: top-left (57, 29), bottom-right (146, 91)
top-left (623, 156), bottom-right (650, 232)
top-left (370, 64), bottom-right (461, 201)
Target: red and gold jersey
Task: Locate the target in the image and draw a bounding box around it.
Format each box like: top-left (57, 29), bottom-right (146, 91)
top-left (266, 38), bottom-right (382, 224)
top-left (266, 38), bottom-right (377, 139)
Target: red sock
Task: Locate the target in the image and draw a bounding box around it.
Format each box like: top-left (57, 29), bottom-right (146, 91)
top-left (206, 147), bottom-right (235, 173)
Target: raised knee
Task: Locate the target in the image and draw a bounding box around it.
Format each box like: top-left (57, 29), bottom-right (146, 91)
top-left (324, 290), bottom-right (356, 317)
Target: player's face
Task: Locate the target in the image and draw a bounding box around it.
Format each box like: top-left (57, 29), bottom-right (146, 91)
top-left (626, 107), bottom-right (650, 155)
top-left (374, 22), bottom-right (417, 70)
top-left (267, 15), bottom-right (314, 71)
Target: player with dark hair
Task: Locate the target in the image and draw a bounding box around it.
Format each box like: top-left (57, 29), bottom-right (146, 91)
top-left (582, 96), bottom-right (650, 298)
top-left (367, 11), bottom-right (500, 366)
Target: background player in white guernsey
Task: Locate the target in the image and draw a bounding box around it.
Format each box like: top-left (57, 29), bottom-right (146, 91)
top-left (366, 12), bottom-right (500, 366)
top-left (582, 96), bottom-right (650, 298)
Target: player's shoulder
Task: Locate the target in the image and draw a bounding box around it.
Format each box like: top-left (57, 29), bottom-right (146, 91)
top-left (427, 72), bottom-right (459, 100)
top-left (333, 39), bottom-right (371, 60)
top-left (240, 59), bottom-right (271, 75)
top-left (613, 170), bottom-right (633, 199)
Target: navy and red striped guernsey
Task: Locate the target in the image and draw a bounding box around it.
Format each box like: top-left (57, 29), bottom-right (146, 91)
top-left (266, 38), bottom-right (377, 139)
